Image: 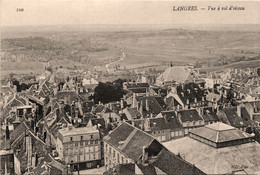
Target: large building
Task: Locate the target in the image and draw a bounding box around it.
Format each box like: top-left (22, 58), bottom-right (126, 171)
top-left (56, 124), bottom-right (102, 171)
top-left (163, 122), bottom-right (260, 174)
top-left (103, 122), bottom-right (205, 175)
top-left (156, 66), bottom-right (194, 86)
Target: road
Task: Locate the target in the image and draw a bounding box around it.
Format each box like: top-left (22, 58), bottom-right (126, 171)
top-left (105, 51), bottom-right (126, 72)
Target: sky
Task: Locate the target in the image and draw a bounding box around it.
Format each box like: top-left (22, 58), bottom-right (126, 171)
top-left (1, 0), bottom-right (260, 27)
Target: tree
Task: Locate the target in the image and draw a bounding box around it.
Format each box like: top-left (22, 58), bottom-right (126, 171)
top-left (89, 79), bottom-right (127, 104)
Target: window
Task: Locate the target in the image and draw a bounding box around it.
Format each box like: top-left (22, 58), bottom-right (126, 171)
top-left (113, 150), bottom-right (115, 158)
top-left (109, 147), bottom-right (111, 154)
top-left (70, 137), bottom-right (73, 141)
top-left (90, 135), bottom-right (93, 139)
top-left (80, 142), bottom-right (83, 146)
top-left (162, 130), bottom-right (164, 134)
top-left (75, 143), bottom-right (78, 146)
top-left (95, 140), bottom-right (99, 144)
top-left (85, 141), bottom-right (88, 145)
top-left (121, 157), bottom-right (124, 163)
top-left (117, 153), bottom-right (120, 163)
top-left (80, 136), bottom-right (83, 140)
top-left (90, 140), bottom-right (93, 144)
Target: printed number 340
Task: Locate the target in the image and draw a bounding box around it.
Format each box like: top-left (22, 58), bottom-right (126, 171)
top-left (16, 8), bottom-right (24, 12)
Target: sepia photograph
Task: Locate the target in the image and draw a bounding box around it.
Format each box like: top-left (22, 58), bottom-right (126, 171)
top-left (1, 0), bottom-right (260, 174)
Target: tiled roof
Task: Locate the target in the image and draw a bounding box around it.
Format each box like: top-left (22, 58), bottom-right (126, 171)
top-left (104, 122), bottom-right (156, 161)
top-left (201, 107), bottom-right (219, 122)
top-left (241, 107), bottom-right (251, 125)
top-left (126, 107), bottom-right (142, 119)
top-left (160, 111), bottom-right (183, 130)
top-left (10, 121), bottom-right (30, 144)
top-left (178, 109), bottom-right (203, 123)
top-left (151, 148), bottom-right (206, 175)
top-left (91, 118), bottom-right (106, 129)
top-left (55, 91), bottom-right (83, 103)
top-left (135, 96), bottom-right (166, 115)
top-left (156, 66), bottom-right (193, 84)
top-left (163, 135), bottom-right (260, 174)
top-left (129, 88), bottom-right (147, 94)
top-left (126, 83), bottom-right (149, 89)
top-left (93, 104), bottom-right (106, 113)
top-left (220, 107), bottom-right (246, 128)
top-left (190, 122), bottom-right (253, 143)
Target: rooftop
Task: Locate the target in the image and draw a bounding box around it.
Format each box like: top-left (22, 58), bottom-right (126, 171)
top-left (58, 126), bottom-right (99, 137)
top-left (189, 122), bottom-right (253, 143)
top-left (163, 136), bottom-right (260, 174)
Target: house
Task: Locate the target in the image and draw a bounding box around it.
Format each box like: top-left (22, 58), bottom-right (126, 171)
top-left (55, 91), bottom-right (84, 105)
top-left (103, 122), bottom-right (205, 175)
top-left (124, 82), bottom-right (150, 96)
top-left (106, 100), bottom-right (126, 114)
top-left (93, 104), bottom-right (121, 124)
top-left (163, 122), bottom-right (260, 174)
top-left (176, 109), bottom-right (205, 135)
top-left (10, 121), bottom-right (49, 174)
top-left (217, 106), bottom-right (248, 131)
top-left (165, 83), bottom-right (206, 110)
top-left (2, 93), bottom-right (36, 124)
top-left (156, 66), bottom-right (194, 86)
top-left (131, 94), bottom-right (166, 117)
top-left (155, 111), bottom-right (184, 140)
top-left (56, 124), bottom-right (102, 171)
top-left (0, 123), bottom-right (15, 175)
top-left (198, 107), bottom-right (219, 125)
top-left (123, 107), bottom-right (142, 120)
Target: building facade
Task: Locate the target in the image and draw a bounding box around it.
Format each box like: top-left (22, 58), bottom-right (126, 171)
top-left (56, 125), bottom-right (102, 171)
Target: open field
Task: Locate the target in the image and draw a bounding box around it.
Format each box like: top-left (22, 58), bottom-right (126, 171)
top-left (1, 25), bottom-right (260, 79)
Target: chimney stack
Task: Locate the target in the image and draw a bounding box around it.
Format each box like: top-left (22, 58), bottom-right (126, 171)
top-left (145, 99), bottom-right (149, 111)
top-left (133, 93), bottom-right (137, 108)
top-left (140, 101), bottom-right (143, 116)
top-left (142, 146), bottom-right (148, 164)
top-left (237, 105), bottom-right (241, 117)
top-left (120, 99), bottom-right (124, 110)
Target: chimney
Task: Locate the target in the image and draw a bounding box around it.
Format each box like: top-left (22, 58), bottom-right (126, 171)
top-left (194, 97), bottom-right (197, 104)
top-left (196, 107), bottom-right (201, 116)
top-left (145, 98), bottom-right (149, 111)
top-left (132, 93), bottom-right (137, 108)
top-left (142, 146), bottom-right (148, 164)
top-left (75, 110), bottom-right (79, 118)
top-left (140, 101), bottom-right (143, 116)
top-left (120, 99), bottom-right (124, 110)
top-left (237, 105), bottom-right (241, 117)
top-left (145, 118), bottom-right (151, 131)
top-left (26, 98), bottom-right (29, 105)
